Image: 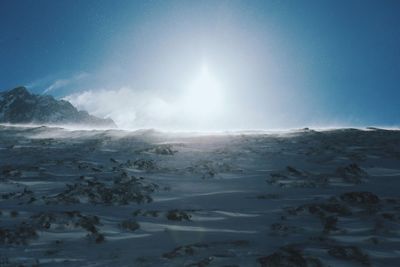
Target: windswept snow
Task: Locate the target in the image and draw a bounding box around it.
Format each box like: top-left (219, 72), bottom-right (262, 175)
top-left (0, 125), bottom-right (400, 266)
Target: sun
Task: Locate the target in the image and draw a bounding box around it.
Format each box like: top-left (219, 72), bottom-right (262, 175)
top-left (180, 64), bottom-right (224, 125)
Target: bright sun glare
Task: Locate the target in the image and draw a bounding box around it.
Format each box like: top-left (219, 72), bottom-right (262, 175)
top-left (180, 64), bottom-right (224, 125)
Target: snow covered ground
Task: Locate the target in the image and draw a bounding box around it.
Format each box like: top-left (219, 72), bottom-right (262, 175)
top-left (0, 125), bottom-right (400, 266)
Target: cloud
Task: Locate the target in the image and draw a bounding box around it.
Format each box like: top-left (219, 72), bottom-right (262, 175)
top-left (64, 87), bottom-right (178, 130)
top-left (26, 75), bottom-right (58, 90)
top-left (42, 72), bottom-right (89, 94)
top-left (64, 84), bottom-right (236, 131)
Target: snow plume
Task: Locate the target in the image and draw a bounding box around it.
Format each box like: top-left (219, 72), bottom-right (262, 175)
top-left (43, 73), bottom-right (90, 94)
top-left (64, 87), bottom-right (177, 130)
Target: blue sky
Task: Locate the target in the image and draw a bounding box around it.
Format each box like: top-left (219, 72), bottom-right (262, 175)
top-left (1, 0), bottom-right (399, 129)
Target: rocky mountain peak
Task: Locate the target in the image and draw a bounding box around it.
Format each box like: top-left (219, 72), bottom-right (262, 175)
top-left (0, 86), bottom-right (116, 128)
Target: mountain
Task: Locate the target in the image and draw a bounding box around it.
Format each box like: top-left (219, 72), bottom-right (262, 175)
top-left (0, 86), bottom-right (116, 128)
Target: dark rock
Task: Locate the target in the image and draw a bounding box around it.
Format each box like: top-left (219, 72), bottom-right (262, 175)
top-left (152, 145), bottom-right (176, 155)
top-left (134, 159), bottom-right (157, 171)
top-left (44, 175), bottom-right (157, 205)
top-left (322, 216), bottom-right (339, 233)
top-left (0, 223), bottom-right (38, 245)
top-left (336, 163), bottom-right (367, 184)
top-left (163, 245), bottom-right (195, 259)
top-left (258, 246), bottom-right (323, 267)
top-left (31, 211), bottom-right (105, 243)
top-left (309, 202), bottom-right (352, 216)
top-left (270, 223), bottom-right (300, 235)
top-left (286, 166), bottom-right (303, 176)
top-left (120, 219), bottom-right (140, 231)
top-left (166, 210), bottom-right (192, 221)
top-left (328, 246), bottom-right (370, 266)
top-left (340, 192), bottom-right (380, 205)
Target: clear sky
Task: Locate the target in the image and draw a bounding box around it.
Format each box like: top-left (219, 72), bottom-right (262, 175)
top-left (1, 0), bottom-right (399, 130)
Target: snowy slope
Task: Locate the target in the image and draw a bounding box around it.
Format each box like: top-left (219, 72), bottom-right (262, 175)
top-left (0, 125), bottom-right (400, 266)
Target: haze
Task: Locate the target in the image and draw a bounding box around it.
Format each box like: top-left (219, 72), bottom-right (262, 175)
top-left (1, 0), bottom-right (400, 130)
